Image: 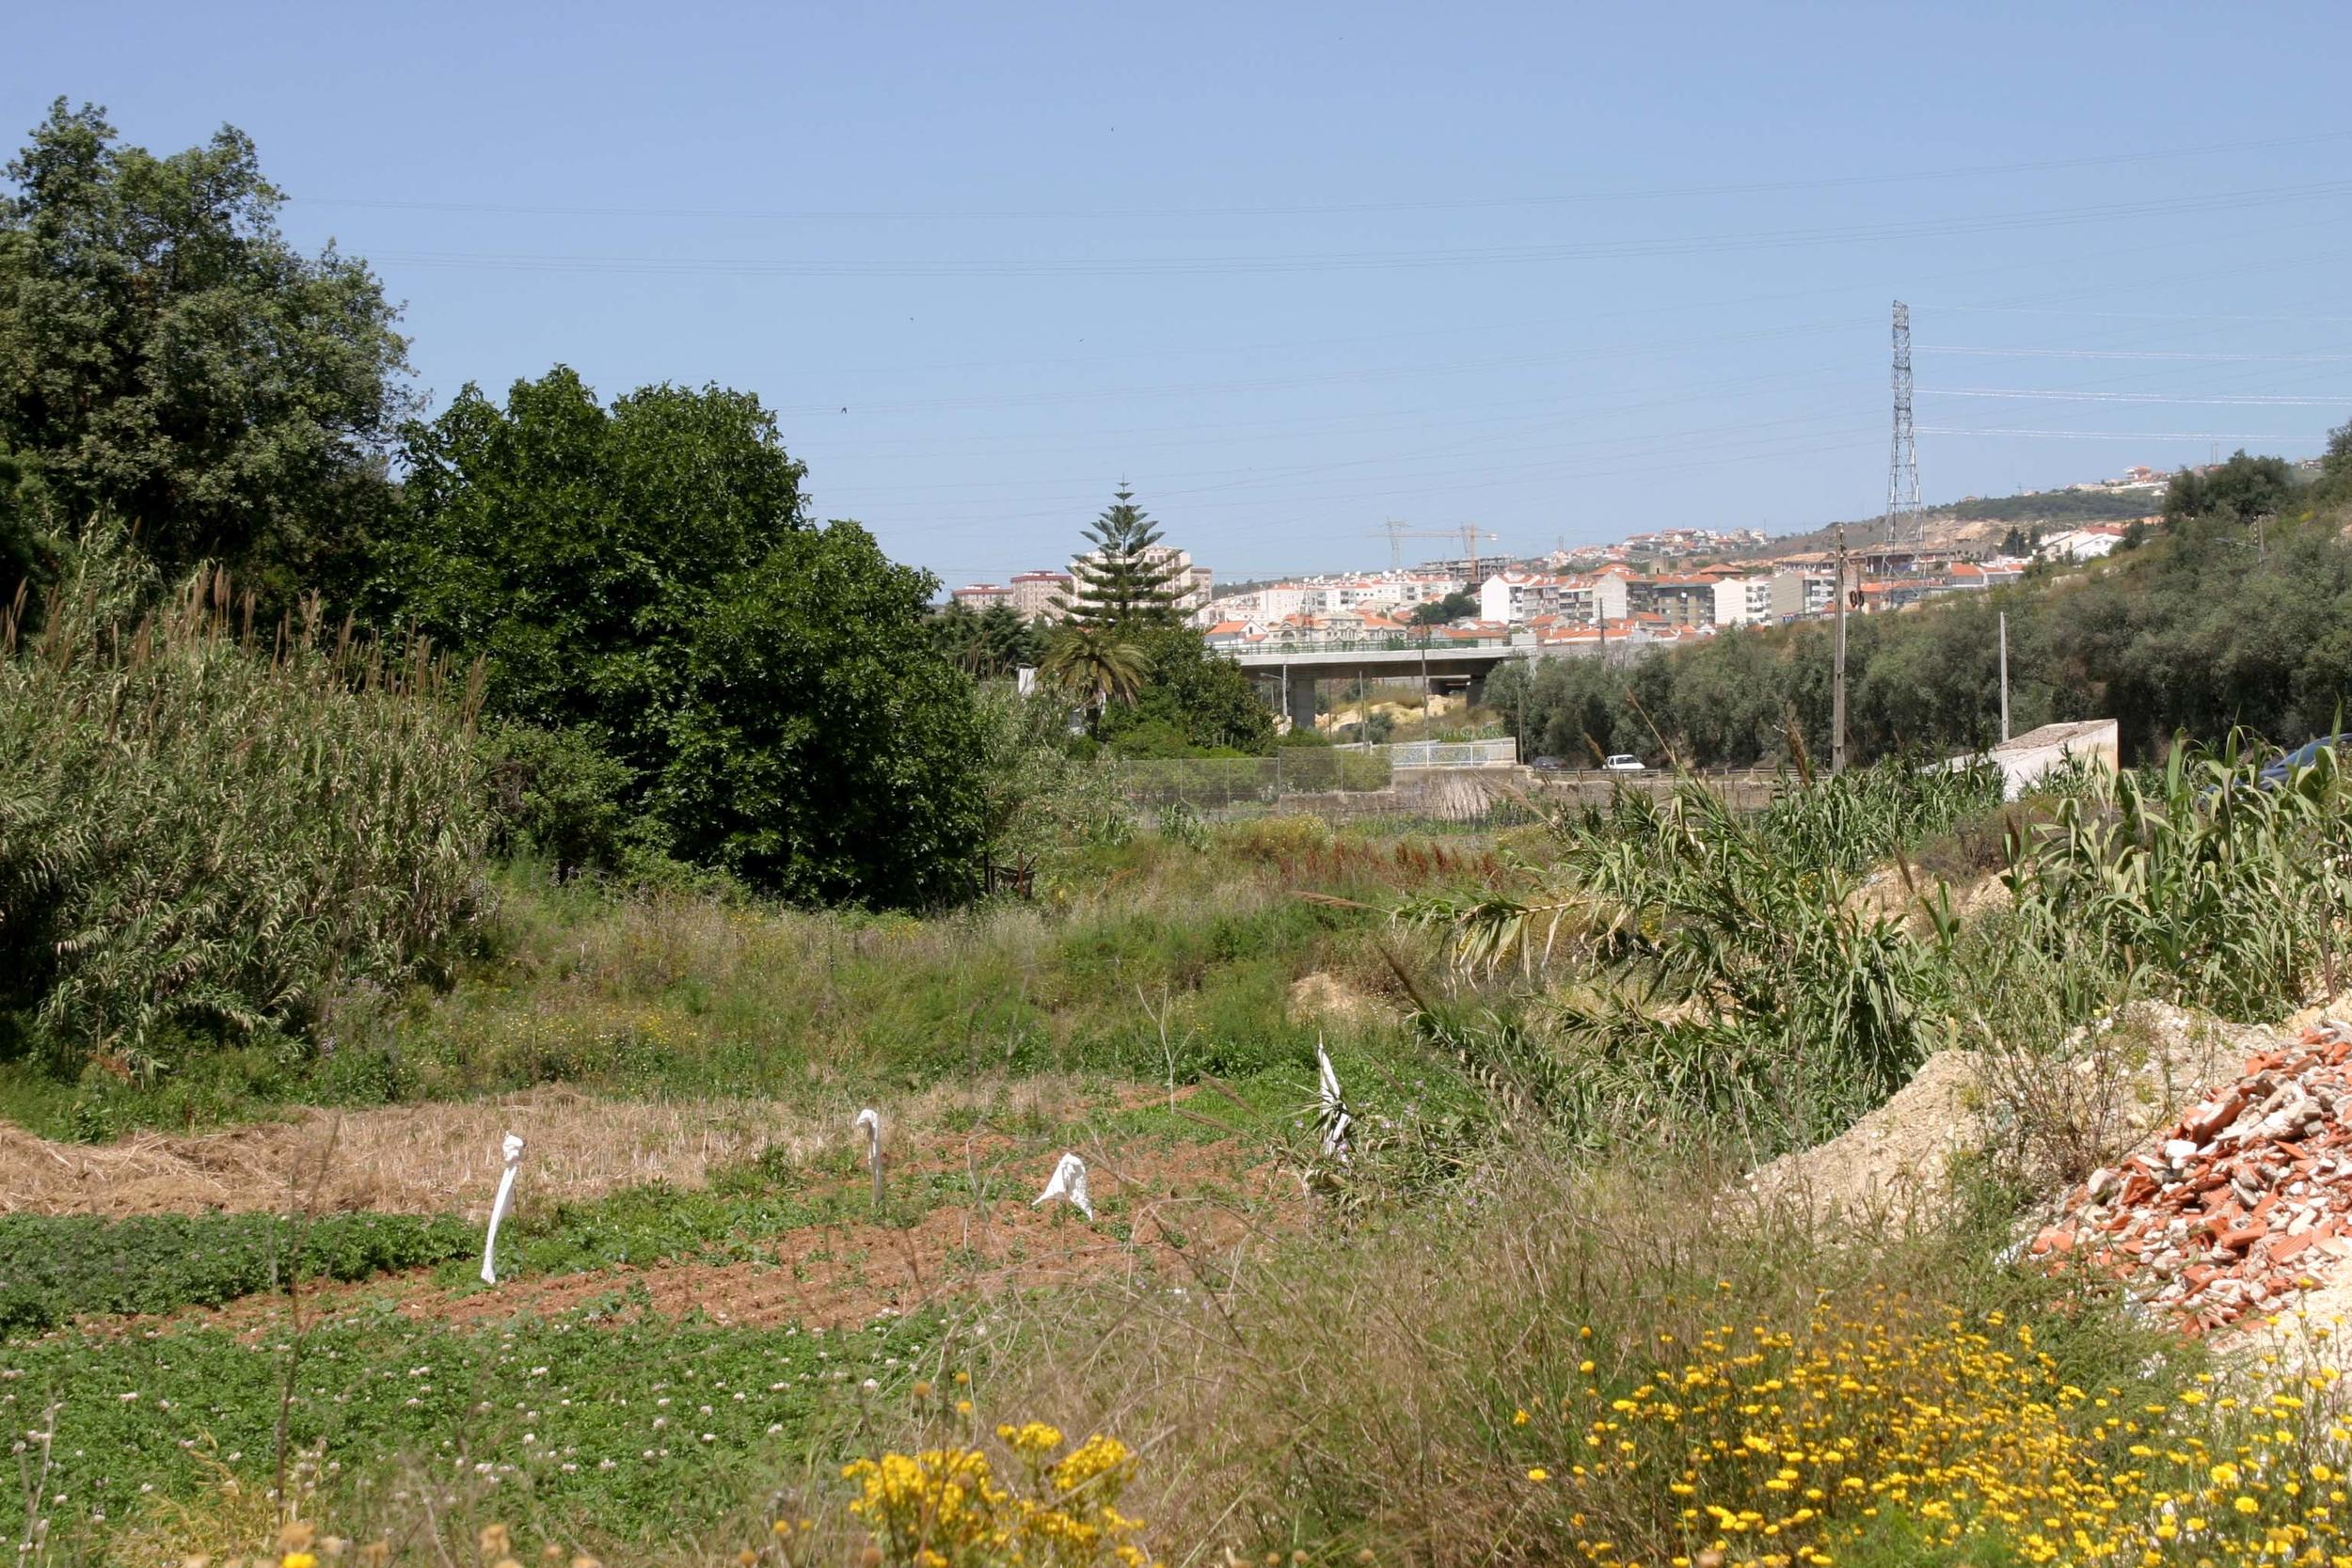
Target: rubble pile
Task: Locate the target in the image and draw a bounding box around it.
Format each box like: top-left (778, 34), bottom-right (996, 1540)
top-left (2034, 1019), bottom-right (2352, 1335)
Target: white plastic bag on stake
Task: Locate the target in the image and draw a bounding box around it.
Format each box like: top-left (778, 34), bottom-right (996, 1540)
top-left (853, 1107), bottom-right (882, 1209)
top-left (1316, 1043), bottom-right (1353, 1161)
top-left (1033, 1152), bottom-right (1093, 1220)
top-left (480, 1132), bottom-right (525, 1286)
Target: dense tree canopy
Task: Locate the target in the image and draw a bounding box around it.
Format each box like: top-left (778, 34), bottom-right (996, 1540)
top-left (0, 101), bottom-right (412, 606)
top-left (378, 367), bottom-right (984, 905)
top-left (930, 600), bottom-right (1044, 676)
top-left (2164, 450), bottom-right (2297, 525)
top-left (660, 524), bottom-right (984, 907)
top-left (380, 367), bottom-right (806, 768)
top-left (1411, 589), bottom-right (1481, 625)
top-left (1100, 626), bottom-right (1277, 756)
top-left (1493, 499), bottom-right (2352, 770)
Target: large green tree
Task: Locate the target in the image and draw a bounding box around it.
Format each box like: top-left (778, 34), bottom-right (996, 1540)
top-left (381, 368), bottom-right (805, 769)
top-left (379, 367), bottom-right (983, 905)
top-left (1062, 485), bottom-right (1185, 631)
top-left (660, 525), bottom-right (984, 907)
top-left (1101, 626), bottom-right (1277, 756)
top-left (2164, 450), bottom-right (2296, 526)
top-left (1410, 589), bottom-right (1481, 626)
top-left (0, 101), bottom-right (412, 605)
top-left (930, 599), bottom-right (1043, 676)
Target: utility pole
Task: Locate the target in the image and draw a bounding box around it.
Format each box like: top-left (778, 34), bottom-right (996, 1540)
top-left (1997, 610), bottom-right (2010, 744)
top-left (1515, 661), bottom-right (1527, 764)
top-left (1419, 626), bottom-right (1431, 722)
top-left (1832, 522), bottom-right (1850, 775)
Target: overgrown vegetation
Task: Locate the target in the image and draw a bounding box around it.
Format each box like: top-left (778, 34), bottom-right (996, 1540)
top-left (0, 824), bottom-right (1437, 1139)
top-left (1492, 455), bottom-right (2352, 768)
top-left (2004, 736), bottom-right (2352, 1020)
top-left (0, 543), bottom-right (490, 1073)
top-left (1401, 761), bottom-right (1999, 1149)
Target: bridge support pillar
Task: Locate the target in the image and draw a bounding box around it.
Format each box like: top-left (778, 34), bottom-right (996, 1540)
top-left (1280, 666), bottom-right (1318, 734)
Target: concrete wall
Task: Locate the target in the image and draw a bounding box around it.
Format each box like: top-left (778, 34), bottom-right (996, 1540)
top-left (1978, 720), bottom-right (2119, 800)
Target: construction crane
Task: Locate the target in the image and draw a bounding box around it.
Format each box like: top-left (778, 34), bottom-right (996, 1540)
top-left (1369, 520), bottom-right (1502, 578)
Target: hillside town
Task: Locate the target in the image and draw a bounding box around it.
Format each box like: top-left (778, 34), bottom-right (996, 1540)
top-left (946, 501), bottom-right (2153, 659)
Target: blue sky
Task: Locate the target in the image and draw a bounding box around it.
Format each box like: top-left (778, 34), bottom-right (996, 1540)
top-left (9, 2), bottom-right (2351, 585)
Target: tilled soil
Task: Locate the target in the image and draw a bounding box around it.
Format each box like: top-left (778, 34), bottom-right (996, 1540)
top-left (113, 1134), bottom-right (1297, 1337)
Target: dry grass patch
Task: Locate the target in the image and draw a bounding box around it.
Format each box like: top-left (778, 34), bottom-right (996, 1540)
top-left (0, 1078), bottom-right (1116, 1219)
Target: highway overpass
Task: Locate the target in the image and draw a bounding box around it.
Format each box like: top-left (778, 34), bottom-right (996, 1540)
top-left (1225, 638), bottom-right (1534, 727)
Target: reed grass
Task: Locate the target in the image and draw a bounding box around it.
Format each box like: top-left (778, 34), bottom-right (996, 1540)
top-left (0, 544), bottom-right (492, 1075)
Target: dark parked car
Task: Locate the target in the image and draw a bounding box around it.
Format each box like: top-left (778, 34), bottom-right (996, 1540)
top-left (1530, 755), bottom-right (1568, 771)
top-left (2259, 735), bottom-right (2348, 789)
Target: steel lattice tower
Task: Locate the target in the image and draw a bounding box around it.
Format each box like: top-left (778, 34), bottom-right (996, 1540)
top-left (1884, 300), bottom-right (1922, 544)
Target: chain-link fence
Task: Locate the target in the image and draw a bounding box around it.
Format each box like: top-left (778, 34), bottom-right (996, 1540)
top-left (1113, 751), bottom-right (1392, 810)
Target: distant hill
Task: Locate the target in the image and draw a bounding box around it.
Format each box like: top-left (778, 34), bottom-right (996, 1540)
top-left (1933, 487), bottom-right (2165, 526)
top-left (1711, 483), bottom-right (2162, 562)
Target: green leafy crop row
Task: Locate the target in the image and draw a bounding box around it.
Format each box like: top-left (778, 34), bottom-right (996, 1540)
top-left (0, 1212), bottom-right (477, 1332)
top-left (0, 1310), bottom-right (924, 1540)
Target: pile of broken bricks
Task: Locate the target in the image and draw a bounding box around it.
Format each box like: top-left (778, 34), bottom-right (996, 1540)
top-left (2031, 1019), bottom-right (2352, 1336)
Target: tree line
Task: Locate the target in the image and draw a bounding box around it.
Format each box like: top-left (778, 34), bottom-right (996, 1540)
top-left (0, 100), bottom-right (1262, 911)
top-left (1492, 441), bottom-right (2352, 769)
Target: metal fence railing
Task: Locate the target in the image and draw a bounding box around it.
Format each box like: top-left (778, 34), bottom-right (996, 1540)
top-left (1232, 635), bottom-right (1520, 656)
top-left (1341, 738), bottom-right (1518, 769)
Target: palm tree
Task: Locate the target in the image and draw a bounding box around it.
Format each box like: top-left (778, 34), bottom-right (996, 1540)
top-left (1041, 624), bottom-right (1151, 735)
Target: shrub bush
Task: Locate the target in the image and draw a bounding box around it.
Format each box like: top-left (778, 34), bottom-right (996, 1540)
top-left (0, 542), bottom-right (494, 1069)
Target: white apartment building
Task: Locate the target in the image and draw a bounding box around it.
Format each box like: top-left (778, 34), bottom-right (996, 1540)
top-left (1479, 570), bottom-right (1629, 626)
top-left (1710, 576), bottom-right (1779, 626)
top-left (2036, 528), bottom-right (2123, 563)
top-left (950, 583), bottom-right (1012, 611)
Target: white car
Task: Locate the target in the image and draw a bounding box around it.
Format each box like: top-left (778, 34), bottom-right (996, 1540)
top-left (1600, 753), bottom-right (1645, 773)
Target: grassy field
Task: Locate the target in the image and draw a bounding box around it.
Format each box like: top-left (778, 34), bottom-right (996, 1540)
top-left (10, 757), bottom-right (2352, 1567)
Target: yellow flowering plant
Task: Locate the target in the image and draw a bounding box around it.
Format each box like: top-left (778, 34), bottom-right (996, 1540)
top-left (1507, 1286), bottom-right (2352, 1567)
top-left (840, 1417), bottom-right (1154, 1568)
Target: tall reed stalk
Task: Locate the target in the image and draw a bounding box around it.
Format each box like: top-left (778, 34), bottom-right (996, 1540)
top-left (0, 542), bottom-right (493, 1073)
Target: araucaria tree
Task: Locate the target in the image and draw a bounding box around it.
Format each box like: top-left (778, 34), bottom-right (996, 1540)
top-left (1062, 485), bottom-right (1185, 632)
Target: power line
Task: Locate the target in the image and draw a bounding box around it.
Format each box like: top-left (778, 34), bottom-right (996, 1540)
top-left (288, 130), bottom-right (2351, 224)
top-left (1917, 426), bottom-right (2302, 440)
top-left (1926, 388), bottom-right (2350, 406)
top-left (1934, 302), bottom-right (2352, 326)
top-left (362, 180), bottom-right (2352, 280)
top-left (1921, 346), bottom-right (2352, 363)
